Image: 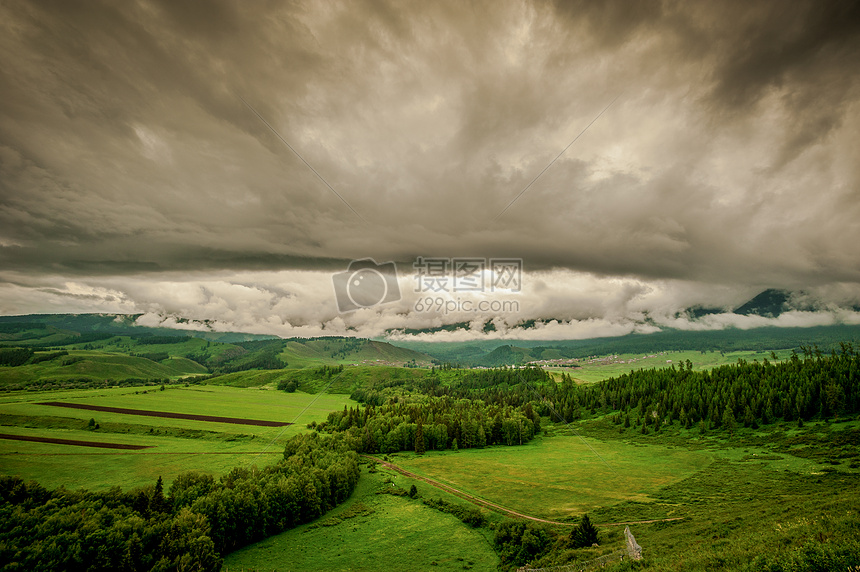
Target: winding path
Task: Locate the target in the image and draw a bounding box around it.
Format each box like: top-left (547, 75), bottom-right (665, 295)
top-left (361, 454), bottom-right (684, 528)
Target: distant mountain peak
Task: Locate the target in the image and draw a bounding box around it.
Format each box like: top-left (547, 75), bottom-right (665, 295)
top-left (733, 289), bottom-right (792, 318)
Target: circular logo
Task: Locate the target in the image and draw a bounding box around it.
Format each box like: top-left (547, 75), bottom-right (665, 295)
top-left (347, 268), bottom-right (388, 308)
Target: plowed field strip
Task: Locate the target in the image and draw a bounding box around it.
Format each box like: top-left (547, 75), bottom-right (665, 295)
top-left (0, 450), bottom-right (283, 456)
top-left (37, 402), bottom-right (290, 426)
top-left (0, 433), bottom-right (152, 450)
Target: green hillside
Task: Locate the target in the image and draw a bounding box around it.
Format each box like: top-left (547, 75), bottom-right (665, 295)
top-left (280, 338), bottom-right (431, 368)
top-left (0, 315), bottom-right (432, 390)
top-left (0, 313), bottom-right (276, 347)
top-left (471, 345), bottom-right (533, 367)
top-left (0, 349), bottom-right (208, 388)
top-left (273, 365), bottom-right (431, 394)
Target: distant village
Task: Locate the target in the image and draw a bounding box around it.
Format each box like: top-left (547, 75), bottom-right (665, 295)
top-left (527, 351), bottom-right (671, 368)
top-left (342, 352), bottom-right (674, 370)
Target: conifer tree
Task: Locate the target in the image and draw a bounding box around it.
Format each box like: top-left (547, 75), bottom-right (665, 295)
top-left (570, 514), bottom-right (599, 548)
top-left (415, 420), bottom-right (426, 455)
top-left (723, 407), bottom-right (736, 435)
top-left (151, 476), bottom-right (168, 513)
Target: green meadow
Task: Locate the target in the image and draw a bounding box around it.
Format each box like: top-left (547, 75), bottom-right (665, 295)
top-left (551, 349), bottom-right (797, 383)
top-left (584, 422), bottom-right (860, 571)
top-left (391, 434), bottom-right (711, 521)
top-left (0, 385), bottom-right (354, 490)
top-left (222, 418), bottom-right (860, 572)
top-left (223, 467), bottom-right (500, 572)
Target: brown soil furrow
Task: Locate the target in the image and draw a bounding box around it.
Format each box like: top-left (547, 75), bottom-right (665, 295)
top-left (0, 433), bottom-right (152, 450)
top-left (37, 402), bottom-right (290, 426)
top-left (0, 450), bottom-right (284, 456)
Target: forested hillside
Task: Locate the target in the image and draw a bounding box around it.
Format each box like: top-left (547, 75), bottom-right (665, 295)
top-left (545, 344), bottom-right (860, 432)
top-left (0, 332), bottom-right (430, 391)
top-left (308, 345), bottom-right (860, 450)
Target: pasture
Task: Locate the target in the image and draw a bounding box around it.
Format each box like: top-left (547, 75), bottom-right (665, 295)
top-left (223, 468), bottom-right (500, 572)
top-left (224, 420), bottom-right (860, 571)
top-left (549, 349), bottom-right (797, 383)
top-left (389, 432), bottom-right (711, 522)
top-left (0, 384), bottom-right (354, 490)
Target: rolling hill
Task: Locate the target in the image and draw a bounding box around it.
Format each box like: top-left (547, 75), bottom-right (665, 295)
top-left (0, 315), bottom-right (432, 389)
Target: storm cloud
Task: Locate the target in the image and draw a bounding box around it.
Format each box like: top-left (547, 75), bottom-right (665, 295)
top-left (1, 0), bottom-right (859, 338)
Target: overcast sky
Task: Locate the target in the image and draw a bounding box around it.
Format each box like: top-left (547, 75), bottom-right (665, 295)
top-left (1, 0), bottom-right (859, 340)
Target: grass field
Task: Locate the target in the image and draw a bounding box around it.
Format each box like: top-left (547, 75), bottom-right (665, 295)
top-left (204, 369), bottom-right (296, 388)
top-left (389, 433), bottom-right (711, 522)
top-left (223, 467), bottom-right (500, 572)
top-left (588, 448), bottom-right (860, 571)
top-left (224, 418), bottom-right (860, 571)
top-left (548, 349), bottom-right (797, 383)
top-left (0, 385), bottom-right (354, 490)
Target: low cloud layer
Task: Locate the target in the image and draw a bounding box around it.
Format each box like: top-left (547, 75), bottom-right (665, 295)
top-left (2, 268), bottom-right (859, 341)
top-left (1, 1), bottom-right (859, 339)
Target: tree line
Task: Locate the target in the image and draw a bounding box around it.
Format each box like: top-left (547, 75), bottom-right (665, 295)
top-left (348, 365), bottom-right (550, 408)
top-left (315, 395), bottom-right (541, 454)
top-left (439, 345), bottom-right (860, 433)
top-left (546, 344), bottom-right (860, 432)
top-left (0, 348), bottom-right (70, 366)
top-left (345, 345), bottom-right (860, 437)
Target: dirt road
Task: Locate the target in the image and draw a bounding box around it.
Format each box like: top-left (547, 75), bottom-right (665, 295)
top-left (362, 454), bottom-right (684, 527)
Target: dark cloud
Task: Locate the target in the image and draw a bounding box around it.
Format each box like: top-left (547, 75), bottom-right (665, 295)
top-left (706, 1), bottom-right (860, 106)
top-left (0, 0), bottom-right (858, 333)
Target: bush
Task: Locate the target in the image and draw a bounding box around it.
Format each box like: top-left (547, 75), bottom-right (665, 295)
top-left (423, 497), bottom-right (485, 527)
top-left (749, 539), bottom-right (860, 571)
top-left (30, 350), bottom-right (68, 364)
top-left (493, 520), bottom-right (552, 568)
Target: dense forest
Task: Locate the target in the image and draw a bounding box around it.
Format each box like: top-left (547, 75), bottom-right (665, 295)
top-left (0, 433), bottom-right (358, 571)
top-left (313, 345), bottom-right (860, 442)
top-left (545, 344), bottom-right (860, 432)
top-left (308, 366), bottom-right (549, 454)
top-left (316, 397), bottom-right (541, 453)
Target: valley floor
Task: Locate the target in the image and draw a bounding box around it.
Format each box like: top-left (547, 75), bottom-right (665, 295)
top-left (226, 417), bottom-right (860, 572)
